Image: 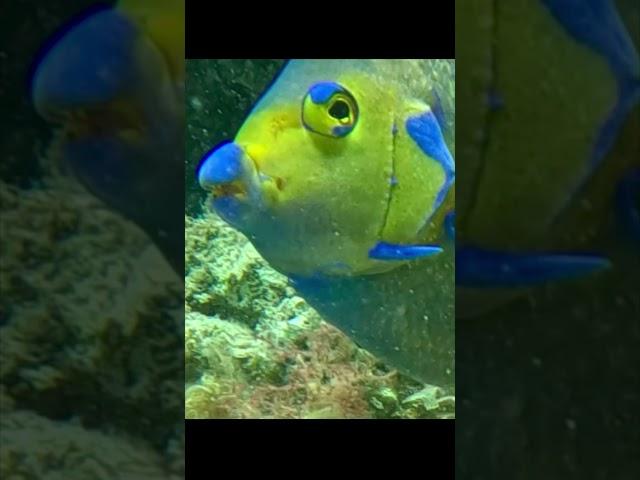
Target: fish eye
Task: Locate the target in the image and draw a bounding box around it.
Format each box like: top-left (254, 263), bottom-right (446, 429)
top-left (329, 100), bottom-right (350, 121)
top-left (302, 81), bottom-right (358, 138)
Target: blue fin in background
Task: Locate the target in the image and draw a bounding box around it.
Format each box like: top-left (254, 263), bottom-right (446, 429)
top-left (406, 110), bottom-right (455, 216)
top-left (540, 0), bottom-right (639, 80)
top-left (542, 0), bottom-right (640, 223)
top-left (369, 242), bottom-right (442, 261)
top-left (456, 246), bottom-right (611, 287)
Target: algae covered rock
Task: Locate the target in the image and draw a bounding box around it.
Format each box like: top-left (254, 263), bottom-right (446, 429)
top-left (185, 211), bottom-right (455, 419)
top-left (1, 173), bottom-right (184, 476)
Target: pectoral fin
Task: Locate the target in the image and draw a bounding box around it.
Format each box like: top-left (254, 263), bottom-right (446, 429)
top-left (368, 242), bottom-right (442, 261)
top-left (456, 246), bottom-right (611, 287)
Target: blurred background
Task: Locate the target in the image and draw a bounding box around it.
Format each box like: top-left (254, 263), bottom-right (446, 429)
top-left (455, 1), bottom-right (640, 478)
top-left (2, 0), bottom-right (639, 476)
top-left (1, 2), bottom-right (184, 478)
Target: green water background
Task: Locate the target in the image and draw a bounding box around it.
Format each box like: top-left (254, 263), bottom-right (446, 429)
top-left (185, 59), bottom-right (285, 216)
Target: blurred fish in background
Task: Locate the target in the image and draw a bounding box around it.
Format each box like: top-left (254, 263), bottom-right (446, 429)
top-left (31, 0), bottom-right (185, 275)
top-left (1, 1), bottom-right (184, 478)
top-left (456, 0), bottom-right (639, 477)
top-left (197, 59), bottom-right (455, 391)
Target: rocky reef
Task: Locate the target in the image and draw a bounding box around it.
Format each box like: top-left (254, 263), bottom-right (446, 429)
top-left (185, 213), bottom-right (455, 419)
top-left (0, 169), bottom-right (184, 478)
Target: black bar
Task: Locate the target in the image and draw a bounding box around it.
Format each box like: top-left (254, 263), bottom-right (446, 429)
top-left (186, 419), bottom-right (455, 475)
top-left (185, 1), bottom-right (455, 59)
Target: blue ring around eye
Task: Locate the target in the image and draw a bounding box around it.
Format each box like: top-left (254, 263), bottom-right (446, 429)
top-left (302, 116), bottom-right (356, 138)
top-left (331, 125), bottom-right (352, 137)
top-left (302, 81), bottom-right (358, 138)
top-left (308, 82), bottom-right (343, 104)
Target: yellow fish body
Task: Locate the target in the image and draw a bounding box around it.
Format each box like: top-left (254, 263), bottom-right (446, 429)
top-left (198, 60), bottom-right (456, 389)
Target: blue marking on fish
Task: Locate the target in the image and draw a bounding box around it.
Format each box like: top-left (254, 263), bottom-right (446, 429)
top-left (542, 0), bottom-right (640, 223)
top-left (406, 110), bottom-right (455, 215)
top-left (308, 82), bottom-right (343, 104)
top-left (29, 3), bottom-right (114, 96)
top-left (332, 125), bottom-right (352, 137)
top-left (368, 241), bottom-right (443, 260)
top-left (540, 0), bottom-right (639, 80)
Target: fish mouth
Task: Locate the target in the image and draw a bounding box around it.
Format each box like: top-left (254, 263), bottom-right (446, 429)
top-left (60, 102), bottom-right (145, 143)
top-left (212, 180), bottom-right (247, 199)
top-left (199, 141), bottom-right (281, 208)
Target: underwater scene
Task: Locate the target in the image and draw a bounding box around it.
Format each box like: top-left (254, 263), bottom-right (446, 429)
top-left (186, 59), bottom-right (456, 419)
top-left (2, 0), bottom-right (639, 475)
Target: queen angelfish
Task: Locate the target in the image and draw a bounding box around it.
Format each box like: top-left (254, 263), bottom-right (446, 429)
top-left (31, 0), bottom-right (185, 275)
top-left (198, 60), bottom-right (456, 389)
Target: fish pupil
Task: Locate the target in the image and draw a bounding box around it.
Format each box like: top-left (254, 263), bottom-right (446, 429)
top-left (329, 100), bottom-right (350, 120)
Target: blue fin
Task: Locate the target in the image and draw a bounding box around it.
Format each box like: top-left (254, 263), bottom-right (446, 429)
top-left (444, 211), bottom-right (455, 241)
top-left (542, 0), bottom-right (640, 223)
top-left (456, 246), bottom-right (611, 287)
top-left (368, 241), bottom-right (442, 260)
top-left (406, 110), bottom-right (455, 216)
top-left (540, 0), bottom-right (639, 80)
top-left (550, 80), bottom-right (640, 225)
top-left (616, 168), bottom-right (640, 242)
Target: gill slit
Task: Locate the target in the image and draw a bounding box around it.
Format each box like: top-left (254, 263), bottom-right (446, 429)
top-left (376, 116), bottom-right (398, 243)
top-left (465, 0), bottom-right (498, 237)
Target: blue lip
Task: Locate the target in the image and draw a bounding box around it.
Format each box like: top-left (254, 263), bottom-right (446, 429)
top-left (198, 142), bottom-right (245, 188)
